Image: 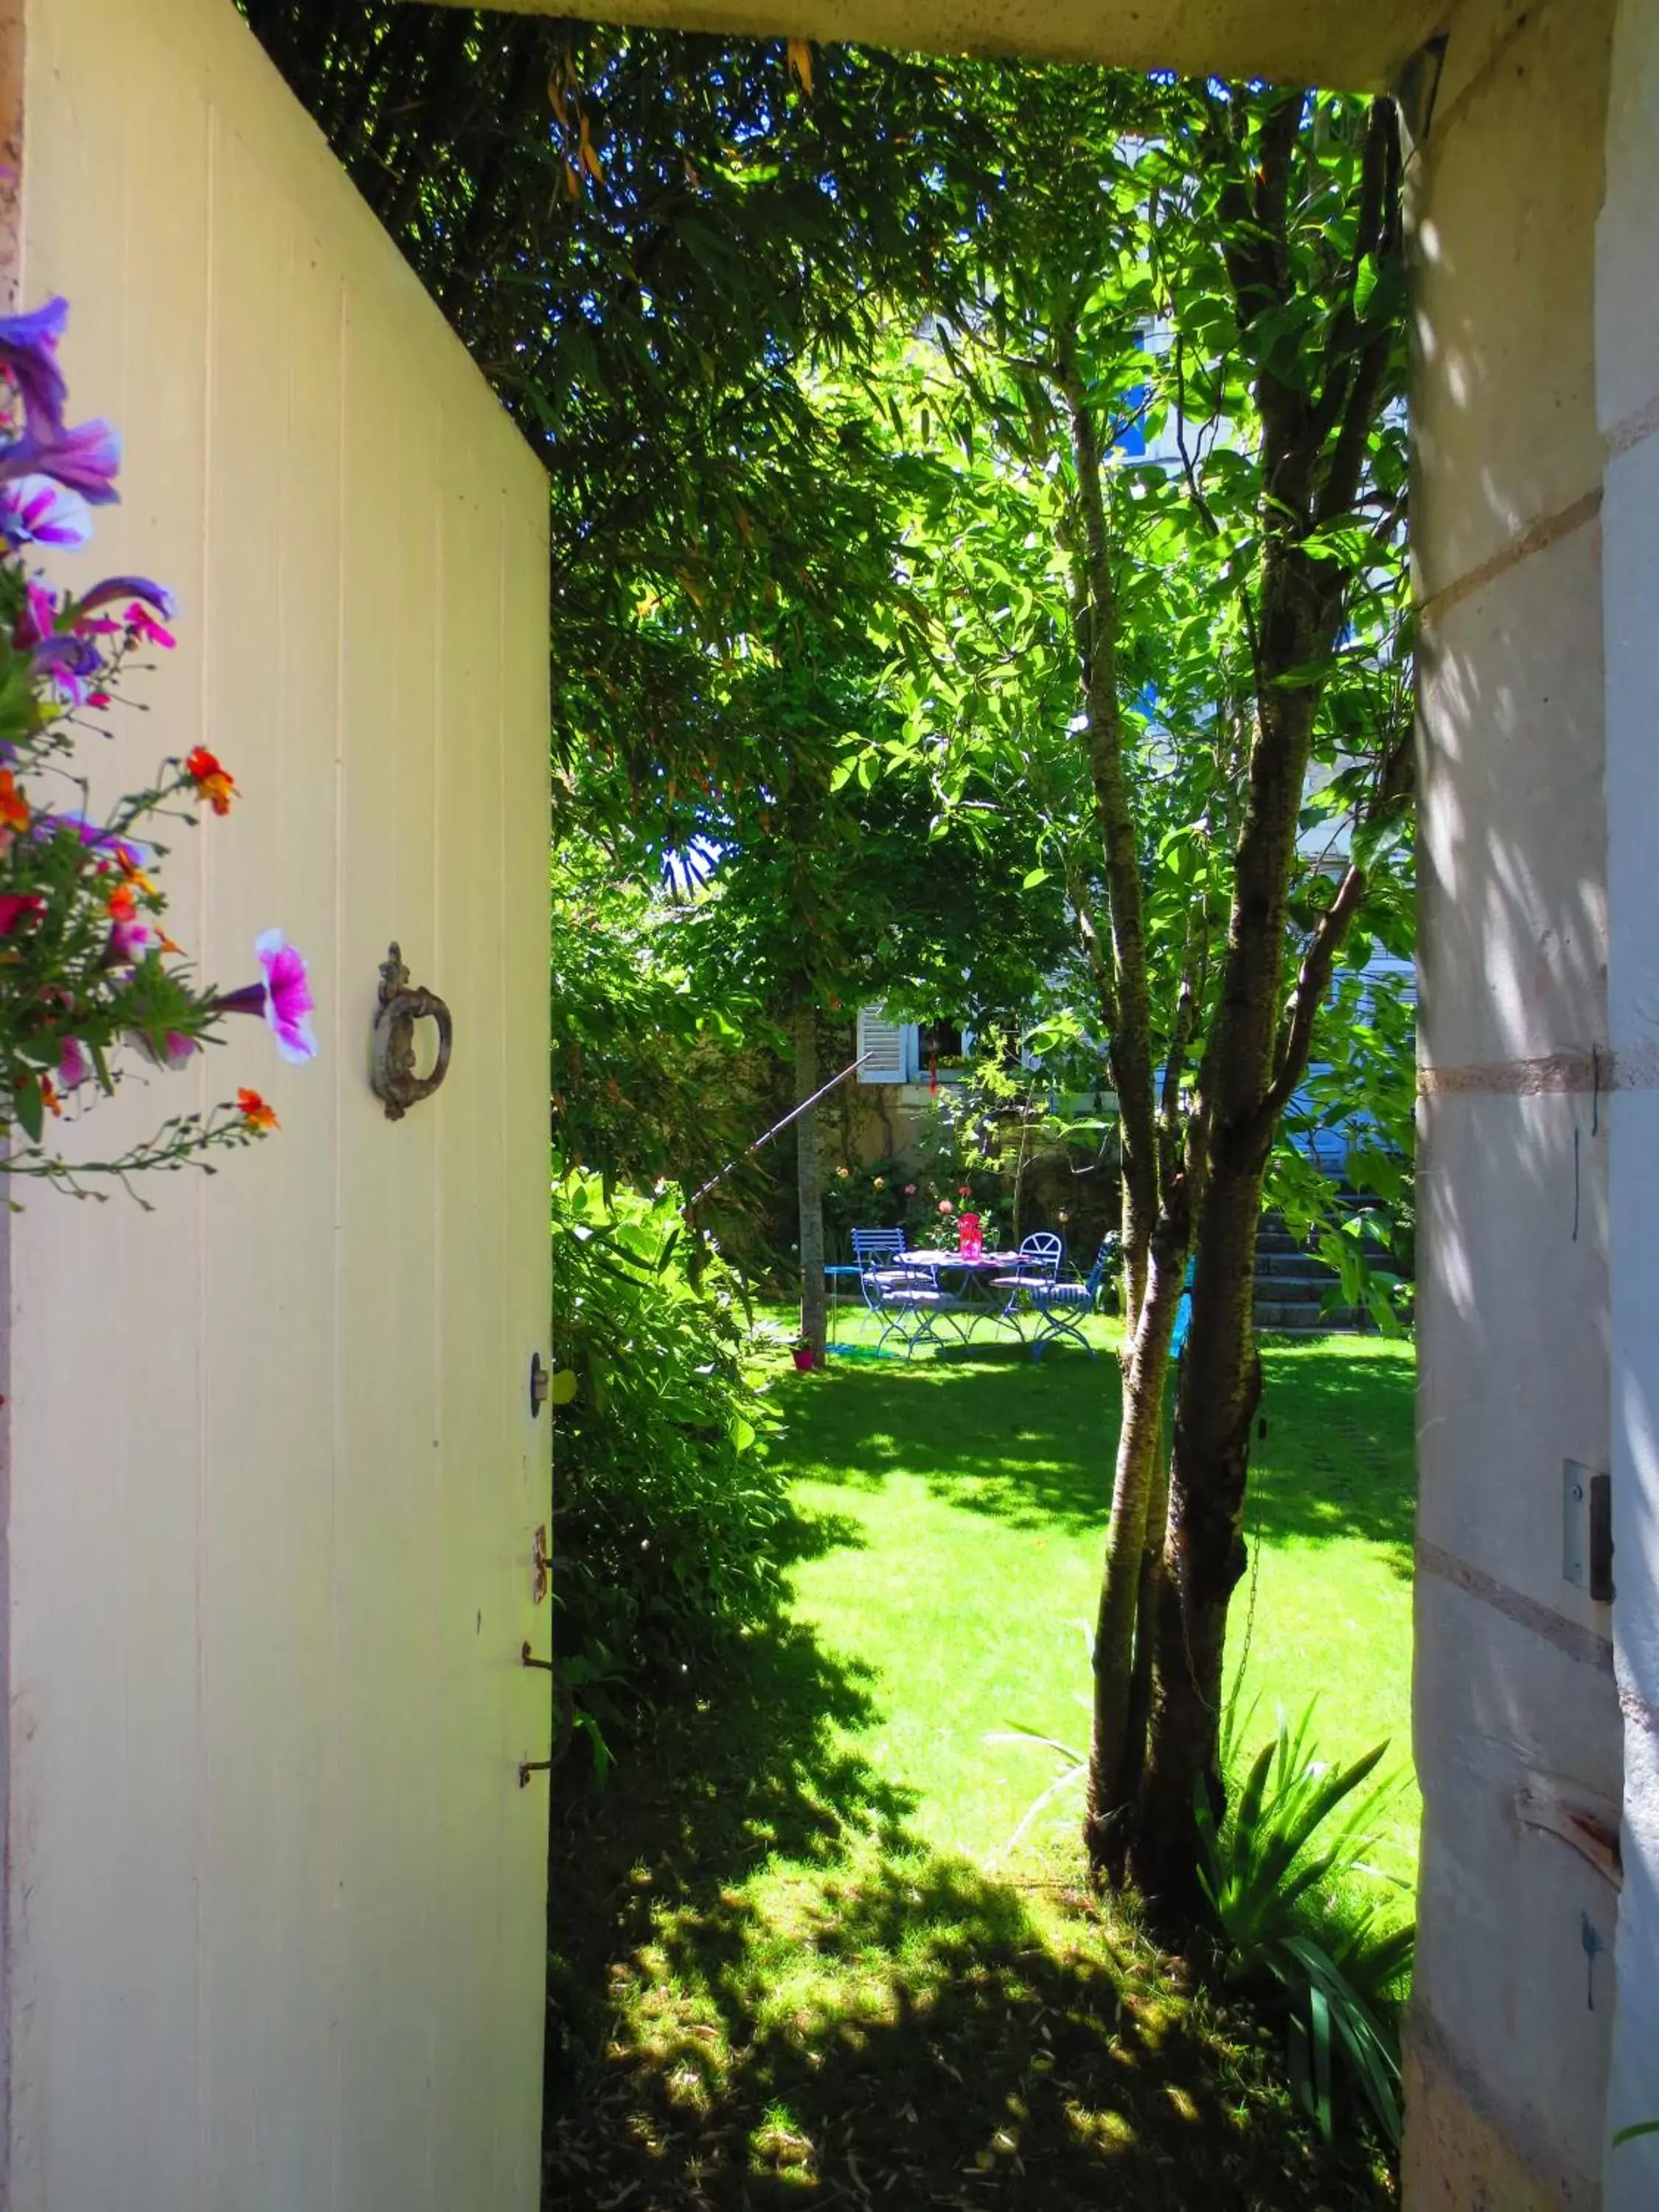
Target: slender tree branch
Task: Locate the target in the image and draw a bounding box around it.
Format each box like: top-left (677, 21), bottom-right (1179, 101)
top-left (1158, 903), bottom-right (1209, 1196)
top-left (1255, 714), bottom-right (1413, 1130)
top-left (1055, 324), bottom-right (1161, 1330)
top-left (1174, 336), bottom-right (1265, 700)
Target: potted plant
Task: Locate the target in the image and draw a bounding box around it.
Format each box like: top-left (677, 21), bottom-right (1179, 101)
top-left (790, 1335), bottom-right (818, 1372)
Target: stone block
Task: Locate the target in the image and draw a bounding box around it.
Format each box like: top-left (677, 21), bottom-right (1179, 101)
top-left (1419, 517), bottom-right (1606, 1074)
top-left (1603, 433), bottom-right (1659, 1061)
top-left (1417, 1085), bottom-right (1610, 1626)
top-left (1605, 1703), bottom-right (1659, 2211)
top-left (1432, 0), bottom-right (1540, 126)
top-left (1597, 0), bottom-right (1659, 435)
top-left (1412, 1571), bottom-right (1619, 2195)
top-left (1411, 0), bottom-right (1614, 600)
top-left (1403, 2028), bottom-right (1593, 2212)
top-left (1609, 1085), bottom-right (1659, 1703)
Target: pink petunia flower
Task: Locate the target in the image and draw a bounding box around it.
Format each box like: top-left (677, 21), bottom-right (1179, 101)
top-left (125, 600), bottom-right (175, 651)
top-left (132, 1029), bottom-right (200, 1071)
top-left (58, 1037), bottom-right (91, 1090)
top-left (108, 916), bottom-right (153, 964)
top-left (15, 578), bottom-right (57, 650)
top-left (216, 929), bottom-right (317, 1065)
top-left (0, 892), bottom-right (44, 936)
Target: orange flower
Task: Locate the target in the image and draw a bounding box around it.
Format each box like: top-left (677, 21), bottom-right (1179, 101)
top-left (186, 746), bottom-right (236, 816)
top-left (0, 770), bottom-right (28, 836)
top-left (38, 1074), bottom-right (61, 1120)
top-left (106, 882), bottom-right (138, 923)
top-left (237, 1087), bottom-right (278, 1133)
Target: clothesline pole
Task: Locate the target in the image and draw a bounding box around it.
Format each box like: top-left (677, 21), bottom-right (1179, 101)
top-left (684, 1053), bottom-right (870, 1211)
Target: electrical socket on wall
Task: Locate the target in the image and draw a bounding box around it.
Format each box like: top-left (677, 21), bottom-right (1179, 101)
top-left (1563, 1461), bottom-right (1614, 1602)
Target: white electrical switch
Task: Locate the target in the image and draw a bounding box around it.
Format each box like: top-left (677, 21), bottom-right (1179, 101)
top-left (1564, 1461), bottom-right (1592, 1590)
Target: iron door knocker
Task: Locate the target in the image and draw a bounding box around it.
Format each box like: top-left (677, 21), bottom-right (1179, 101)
top-left (371, 942), bottom-right (453, 1121)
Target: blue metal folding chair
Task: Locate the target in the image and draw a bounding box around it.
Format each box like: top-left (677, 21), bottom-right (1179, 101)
top-left (989, 1231), bottom-right (1064, 1338)
top-left (1029, 1236), bottom-right (1117, 1359)
top-left (876, 1254), bottom-right (971, 1357)
top-left (851, 1227), bottom-right (909, 1290)
top-left (852, 1228), bottom-right (913, 1352)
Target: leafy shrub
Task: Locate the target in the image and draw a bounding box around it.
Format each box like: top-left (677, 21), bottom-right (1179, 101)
top-left (551, 1158), bottom-right (788, 1760)
top-left (1197, 1703), bottom-right (1413, 2146)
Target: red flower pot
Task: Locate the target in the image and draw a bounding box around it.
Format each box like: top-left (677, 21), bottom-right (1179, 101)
top-left (792, 1346), bottom-right (817, 1371)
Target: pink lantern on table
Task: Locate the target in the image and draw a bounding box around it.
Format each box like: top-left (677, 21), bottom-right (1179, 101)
top-left (957, 1211), bottom-right (983, 1261)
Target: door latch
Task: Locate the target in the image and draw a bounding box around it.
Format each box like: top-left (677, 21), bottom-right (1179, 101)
top-left (370, 942), bottom-right (453, 1121)
top-left (532, 1524), bottom-right (550, 1606)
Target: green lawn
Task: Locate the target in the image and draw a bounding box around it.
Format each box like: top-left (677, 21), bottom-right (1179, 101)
top-left (785, 1312), bottom-right (1417, 1879)
top-left (545, 1315), bottom-right (1415, 2210)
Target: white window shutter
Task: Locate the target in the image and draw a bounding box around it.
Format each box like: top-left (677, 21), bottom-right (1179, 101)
top-left (856, 1005), bottom-right (907, 1083)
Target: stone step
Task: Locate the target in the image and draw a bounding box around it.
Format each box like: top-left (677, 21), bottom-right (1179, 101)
top-left (1256, 1283), bottom-right (1336, 1310)
top-left (1255, 1251), bottom-right (1338, 1281)
top-left (1255, 1315), bottom-right (1369, 1337)
top-left (1255, 1227), bottom-right (1303, 1255)
top-left (1253, 1294), bottom-right (1363, 1330)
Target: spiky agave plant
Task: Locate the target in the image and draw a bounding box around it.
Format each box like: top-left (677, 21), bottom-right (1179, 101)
top-left (1196, 1702), bottom-right (1413, 2146)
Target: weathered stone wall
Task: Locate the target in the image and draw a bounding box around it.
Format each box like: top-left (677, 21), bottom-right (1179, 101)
top-left (1599, 1), bottom-right (1659, 2200)
top-left (1407, 0), bottom-right (1624, 2202)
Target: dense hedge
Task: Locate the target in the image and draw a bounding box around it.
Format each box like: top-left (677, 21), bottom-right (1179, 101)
top-left (550, 1161), bottom-right (788, 1760)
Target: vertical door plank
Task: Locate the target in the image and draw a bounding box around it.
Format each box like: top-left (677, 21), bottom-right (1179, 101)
top-left (495, 478), bottom-right (556, 2199)
top-left (196, 125), bottom-right (344, 2211)
top-left (331, 274), bottom-right (444, 2212)
top-left (14, 7), bottom-right (213, 2205)
top-left (429, 412), bottom-right (514, 2208)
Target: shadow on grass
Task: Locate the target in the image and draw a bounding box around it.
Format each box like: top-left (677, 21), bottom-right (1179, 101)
top-left (769, 1338), bottom-right (1415, 1565)
top-left (545, 1605), bottom-right (1394, 2211)
top-left (1251, 1344), bottom-right (1415, 1574)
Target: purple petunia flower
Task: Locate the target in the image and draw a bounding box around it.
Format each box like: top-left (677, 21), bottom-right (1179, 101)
top-left (0, 297), bottom-right (69, 438)
top-left (29, 627), bottom-right (105, 710)
top-left (216, 929), bottom-right (318, 1065)
top-left (0, 417), bottom-right (120, 505)
top-left (34, 813), bottom-right (156, 873)
top-left (72, 574), bottom-right (175, 622)
top-left (1, 474), bottom-right (92, 549)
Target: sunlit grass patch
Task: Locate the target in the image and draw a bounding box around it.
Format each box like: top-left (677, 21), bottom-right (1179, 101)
top-left (546, 1322), bottom-right (1413, 2208)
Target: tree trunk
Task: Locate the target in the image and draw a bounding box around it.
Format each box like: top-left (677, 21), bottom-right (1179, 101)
top-left (1127, 571), bottom-right (1334, 1909)
top-left (1122, 1365), bottom-right (1175, 1815)
top-left (1084, 1234), bottom-right (1185, 1877)
top-left (794, 1006), bottom-right (827, 1363)
top-left (1127, 1141), bottom-right (1265, 1912)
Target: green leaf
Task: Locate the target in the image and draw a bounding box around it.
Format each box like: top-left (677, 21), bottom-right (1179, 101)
top-left (1352, 251), bottom-right (1379, 320)
top-left (14, 1076), bottom-right (44, 1146)
top-left (1020, 866), bottom-right (1050, 889)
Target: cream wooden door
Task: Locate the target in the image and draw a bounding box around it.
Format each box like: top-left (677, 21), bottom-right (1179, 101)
top-left (2, 1), bottom-right (552, 2205)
